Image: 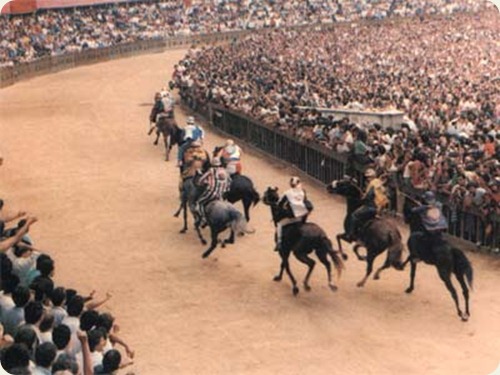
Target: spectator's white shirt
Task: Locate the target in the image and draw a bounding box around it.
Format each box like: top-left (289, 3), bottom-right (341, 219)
top-left (2, 306), bottom-right (25, 336)
top-left (62, 315), bottom-right (82, 356)
top-left (39, 330), bottom-right (52, 344)
top-left (0, 292), bottom-right (15, 321)
top-left (31, 366), bottom-right (51, 375)
top-left (51, 306), bottom-right (68, 327)
top-left (6, 249), bottom-right (40, 287)
top-left (91, 350), bottom-right (104, 369)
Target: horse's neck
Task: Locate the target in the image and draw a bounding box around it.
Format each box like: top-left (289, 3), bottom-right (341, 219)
top-left (346, 196), bottom-right (362, 215)
top-left (270, 203), bottom-right (285, 226)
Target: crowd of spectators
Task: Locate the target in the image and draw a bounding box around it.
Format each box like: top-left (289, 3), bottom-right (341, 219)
top-left (0, 158), bottom-right (134, 374)
top-left (174, 9), bottom-right (499, 247)
top-left (0, 0), bottom-right (492, 66)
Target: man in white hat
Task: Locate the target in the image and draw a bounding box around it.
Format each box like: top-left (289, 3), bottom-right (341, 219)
top-left (275, 176), bottom-right (311, 251)
top-left (347, 168), bottom-right (388, 242)
top-left (222, 139), bottom-right (242, 175)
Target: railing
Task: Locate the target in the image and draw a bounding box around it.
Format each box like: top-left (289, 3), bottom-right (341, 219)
top-left (208, 104), bottom-right (500, 253)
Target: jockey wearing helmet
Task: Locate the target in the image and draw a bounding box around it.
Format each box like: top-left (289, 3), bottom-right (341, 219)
top-left (195, 157), bottom-right (232, 227)
top-left (411, 191), bottom-right (448, 235)
top-left (177, 116), bottom-right (206, 166)
top-left (347, 168), bottom-right (389, 242)
top-left (275, 176), bottom-right (312, 251)
top-left (222, 139), bottom-right (242, 175)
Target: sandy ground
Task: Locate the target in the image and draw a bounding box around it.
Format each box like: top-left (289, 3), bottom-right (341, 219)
top-left (1, 50), bottom-right (500, 375)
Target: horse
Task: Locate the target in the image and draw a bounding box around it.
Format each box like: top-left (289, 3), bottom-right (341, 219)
top-left (327, 177), bottom-right (405, 287)
top-left (153, 116), bottom-right (183, 161)
top-left (262, 187), bottom-right (344, 296)
top-left (402, 195), bottom-right (474, 321)
top-left (213, 147), bottom-right (260, 222)
top-left (201, 200), bottom-right (254, 259)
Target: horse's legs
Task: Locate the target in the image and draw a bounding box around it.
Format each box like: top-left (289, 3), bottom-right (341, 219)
top-left (221, 229), bottom-right (235, 248)
top-left (273, 248), bottom-right (287, 282)
top-left (436, 267), bottom-right (463, 320)
top-left (357, 252), bottom-right (376, 288)
top-left (243, 198), bottom-right (251, 222)
top-left (405, 259), bottom-right (418, 293)
top-left (315, 249), bottom-right (337, 292)
top-left (173, 201), bottom-right (183, 218)
top-left (154, 129), bottom-right (160, 145)
top-left (194, 220), bottom-right (207, 245)
top-left (164, 134), bottom-right (171, 161)
top-left (455, 272), bottom-right (470, 321)
top-left (283, 257), bottom-right (299, 296)
top-left (336, 234), bottom-right (348, 261)
top-left (373, 256), bottom-right (391, 280)
top-left (353, 244), bottom-right (367, 261)
top-left (180, 200), bottom-right (188, 233)
top-left (202, 228), bottom-right (218, 258)
top-left (293, 247), bottom-right (316, 292)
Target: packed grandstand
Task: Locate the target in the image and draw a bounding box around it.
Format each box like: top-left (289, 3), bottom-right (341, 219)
top-left (0, 0), bottom-right (499, 373)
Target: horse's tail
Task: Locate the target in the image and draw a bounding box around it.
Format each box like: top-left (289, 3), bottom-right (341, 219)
top-left (229, 206), bottom-right (255, 235)
top-left (325, 238), bottom-right (344, 279)
top-left (251, 188), bottom-right (260, 207)
top-left (452, 247), bottom-right (474, 290)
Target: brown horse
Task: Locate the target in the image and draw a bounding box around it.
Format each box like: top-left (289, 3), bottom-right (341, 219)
top-left (327, 177), bottom-right (405, 287)
top-left (152, 116), bottom-right (183, 161)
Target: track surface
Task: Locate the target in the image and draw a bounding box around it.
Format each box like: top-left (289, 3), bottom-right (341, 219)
top-left (1, 50), bottom-right (500, 375)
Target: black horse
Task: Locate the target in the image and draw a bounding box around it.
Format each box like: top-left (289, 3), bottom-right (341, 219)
top-left (403, 196), bottom-right (474, 321)
top-left (263, 187), bottom-right (344, 295)
top-left (213, 147), bottom-right (260, 222)
top-left (153, 116), bottom-right (183, 161)
top-left (327, 177), bottom-right (405, 287)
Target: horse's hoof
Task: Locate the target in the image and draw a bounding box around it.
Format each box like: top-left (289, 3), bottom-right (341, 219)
top-left (304, 284), bottom-right (311, 292)
top-left (154, 142), bottom-right (158, 146)
top-left (356, 281), bottom-right (365, 288)
top-left (329, 284), bottom-right (338, 292)
top-left (173, 213), bottom-right (180, 218)
top-left (179, 229), bottom-right (187, 234)
top-left (358, 256), bottom-right (367, 262)
top-left (273, 276), bottom-right (281, 282)
top-left (341, 254), bottom-right (348, 261)
top-left (201, 239), bottom-right (207, 245)
top-left (460, 312), bottom-right (469, 322)
top-left (405, 287), bottom-right (413, 294)
top-left (202, 251), bottom-right (210, 259)
top-left (221, 242), bottom-right (226, 248)
top-left (292, 286), bottom-right (299, 296)
top-left (374, 274), bottom-right (380, 280)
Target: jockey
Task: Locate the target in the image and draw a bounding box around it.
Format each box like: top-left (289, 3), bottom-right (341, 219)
top-left (177, 116), bottom-right (205, 166)
top-left (149, 92), bottom-right (165, 124)
top-left (275, 176), bottom-right (311, 251)
top-left (161, 90), bottom-right (175, 118)
top-left (411, 191), bottom-right (448, 235)
top-left (195, 158), bottom-right (232, 226)
top-left (347, 168), bottom-right (389, 242)
top-left (221, 139), bottom-right (242, 175)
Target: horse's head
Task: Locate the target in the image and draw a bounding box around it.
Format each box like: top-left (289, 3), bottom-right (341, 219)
top-left (327, 176), bottom-right (361, 198)
top-left (262, 186), bottom-right (280, 206)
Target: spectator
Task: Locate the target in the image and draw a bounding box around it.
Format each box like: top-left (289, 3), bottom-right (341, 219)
top-left (33, 342), bottom-right (58, 375)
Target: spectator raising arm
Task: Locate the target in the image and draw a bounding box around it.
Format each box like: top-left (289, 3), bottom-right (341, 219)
top-left (0, 217), bottom-right (38, 252)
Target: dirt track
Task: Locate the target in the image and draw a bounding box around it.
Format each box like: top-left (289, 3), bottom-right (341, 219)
top-left (1, 50), bottom-right (500, 375)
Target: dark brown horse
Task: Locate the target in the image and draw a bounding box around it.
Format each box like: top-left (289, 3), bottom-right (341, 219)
top-left (327, 177), bottom-right (405, 287)
top-left (263, 187), bottom-right (344, 296)
top-left (403, 196), bottom-right (474, 321)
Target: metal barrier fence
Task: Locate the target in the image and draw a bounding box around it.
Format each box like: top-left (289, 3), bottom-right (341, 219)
top-left (209, 104), bottom-right (500, 252)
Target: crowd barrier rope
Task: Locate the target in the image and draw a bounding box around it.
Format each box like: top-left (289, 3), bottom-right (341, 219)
top-left (206, 103), bottom-right (500, 253)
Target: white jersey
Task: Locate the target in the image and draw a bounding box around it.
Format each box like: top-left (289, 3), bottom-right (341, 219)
top-left (284, 187), bottom-right (308, 218)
